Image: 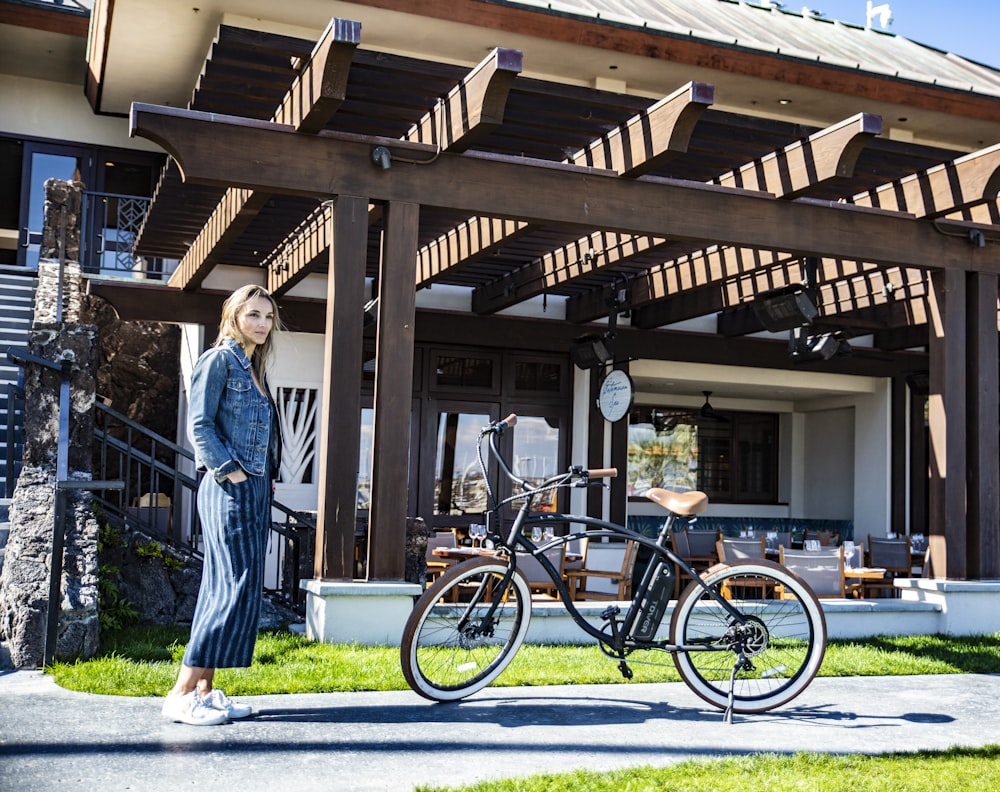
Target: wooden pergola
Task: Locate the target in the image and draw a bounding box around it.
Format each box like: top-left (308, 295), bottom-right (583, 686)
top-left (98, 17), bottom-right (1000, 584)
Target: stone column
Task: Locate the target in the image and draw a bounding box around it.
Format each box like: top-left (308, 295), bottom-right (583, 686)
top-left (0, 180), bottom-right (100, 667)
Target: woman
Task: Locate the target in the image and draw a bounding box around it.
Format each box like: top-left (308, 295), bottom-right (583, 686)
top-left (162, 284), bottom-right (283, 725)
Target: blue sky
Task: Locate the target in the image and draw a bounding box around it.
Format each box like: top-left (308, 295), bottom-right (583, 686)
top-left (810, 1), bottom-right (1000, 68)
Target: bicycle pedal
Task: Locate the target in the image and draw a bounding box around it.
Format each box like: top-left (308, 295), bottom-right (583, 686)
top-left (600, 605), bottom-right (621, 621)
top-left (617, 660), bottom-right (633, 680)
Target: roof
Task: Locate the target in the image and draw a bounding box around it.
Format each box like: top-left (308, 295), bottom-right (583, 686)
top-left (503, 0), bottom-right (1000, 98)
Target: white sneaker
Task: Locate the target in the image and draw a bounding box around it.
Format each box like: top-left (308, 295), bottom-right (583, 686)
top-left (201, 688), bottom-right (253, 719)
top-left (161, 691), bottom-right (228, 726)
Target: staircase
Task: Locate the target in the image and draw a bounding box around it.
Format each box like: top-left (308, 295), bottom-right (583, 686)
top-left (0, 267), bottom-right (38, 571)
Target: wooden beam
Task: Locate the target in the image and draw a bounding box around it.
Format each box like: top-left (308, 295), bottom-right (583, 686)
top-left (405, 47), bottom-right (522, 153)
top-left (168, 18), bottom-right (360, 291)
top-left (270, 47), bottom-right (521, 294)
top-left (571, 82), bottom-right (715, 176)
top-left (714, 112), bottom-right (881, 198)
top-left (567, 113), bottom-right (882, 322)
top-left (266, 203), bottom-right (332, 296)
top-left (131, 104), bottom-right (1000, 273)
top-left (417, 82), bottom-right (714, 288)
top-left (850, 143), bottom-right (1000, 219)
top-left (589, 141), bottom-right (1000, 328)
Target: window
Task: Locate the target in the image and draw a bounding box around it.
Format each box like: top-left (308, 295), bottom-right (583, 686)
top-left (627, 406), bottom-right (778, 503)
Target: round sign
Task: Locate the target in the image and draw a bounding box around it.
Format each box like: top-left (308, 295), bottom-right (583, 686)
top-left (597, 369), bottom-right (634, 422)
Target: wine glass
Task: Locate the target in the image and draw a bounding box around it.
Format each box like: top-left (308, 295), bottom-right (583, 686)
top-left (842, 540), bottom-right (856, 569)
top-left (531, 526), bottom-right (542, 543)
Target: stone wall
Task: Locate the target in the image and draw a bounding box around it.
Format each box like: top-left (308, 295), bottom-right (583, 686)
top-left (0, 180), bottom-right (102, 666)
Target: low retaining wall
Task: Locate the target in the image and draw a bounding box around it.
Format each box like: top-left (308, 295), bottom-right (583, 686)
top-left (301, 576), bottom-right (976, 647)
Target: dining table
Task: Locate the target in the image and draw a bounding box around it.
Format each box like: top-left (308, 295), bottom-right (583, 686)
top-left (844, 566), bottom-right (887, 599)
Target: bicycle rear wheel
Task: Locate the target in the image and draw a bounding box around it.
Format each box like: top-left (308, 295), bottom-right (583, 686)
top-left (670, 560), bottom-right (826, 713)
top-left (401, 556), bottom-right (532, 702)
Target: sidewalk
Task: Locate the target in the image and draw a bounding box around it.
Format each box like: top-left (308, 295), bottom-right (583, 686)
top-left (2, 670), bottom-right (999, 791)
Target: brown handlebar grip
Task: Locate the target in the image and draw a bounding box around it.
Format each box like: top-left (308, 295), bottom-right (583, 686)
top-left (586, 468), bottom-right (617, 478)
top-left (502, 413), bottom-right (518, 428)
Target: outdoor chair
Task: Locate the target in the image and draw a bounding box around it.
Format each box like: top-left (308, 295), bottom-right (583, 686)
top-left (516, 545), bottom-right (566, 599)
top-left (865, 537), bottom-right (912, 598)
top-left (564, 540), bottom-right (638, 601)
top-left (716, 536), bottom-right (767, 562)
top-left (778, 545), bottom-right (845, 598)
top-left (716, 536), bottom-right (774, 598)
top-left (671, 527), bottom-right (719, 596)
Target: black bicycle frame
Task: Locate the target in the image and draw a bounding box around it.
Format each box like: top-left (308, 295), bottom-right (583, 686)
top-left (469, 423), bottom-right (747, 653)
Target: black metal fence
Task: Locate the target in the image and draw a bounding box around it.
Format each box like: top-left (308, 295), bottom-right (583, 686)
top-left (94, 401), bottom-right (312, 609)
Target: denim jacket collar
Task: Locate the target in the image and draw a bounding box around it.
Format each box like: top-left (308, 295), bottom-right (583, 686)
top-left (221, 336), bottom-right (252, 370)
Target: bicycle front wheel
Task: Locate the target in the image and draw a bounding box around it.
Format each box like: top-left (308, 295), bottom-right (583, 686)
top-left (670, 560), bottom-right (826, 714)
top-left (401, 556), bottom-right (532, 702)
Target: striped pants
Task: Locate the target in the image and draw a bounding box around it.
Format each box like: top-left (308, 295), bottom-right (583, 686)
top-left (183, 472), bottom-right (270, 668)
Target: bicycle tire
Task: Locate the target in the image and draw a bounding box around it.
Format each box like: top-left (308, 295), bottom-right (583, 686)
top-left (670, 559), bottom-right (826, 714)
top-left (401, 556), bottom-right (532, 702)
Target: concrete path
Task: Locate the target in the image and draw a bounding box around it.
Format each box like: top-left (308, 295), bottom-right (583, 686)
top-left (2, 670), bottom-right (998, 791)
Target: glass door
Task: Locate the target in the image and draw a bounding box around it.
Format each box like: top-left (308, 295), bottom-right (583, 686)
top-left (17, 143), bottom-right (90, 269)
top-left (423, 401), bottom-right (499, 536)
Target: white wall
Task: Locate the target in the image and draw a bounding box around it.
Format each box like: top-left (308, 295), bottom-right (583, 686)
top-left (0, 75), bottom-right (160, 151)
top-left (802, 407), bottom-right (855, 519)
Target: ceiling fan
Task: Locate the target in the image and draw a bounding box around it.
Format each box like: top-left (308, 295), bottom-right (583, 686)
top-left (699, 391), bottom-right (731, 422)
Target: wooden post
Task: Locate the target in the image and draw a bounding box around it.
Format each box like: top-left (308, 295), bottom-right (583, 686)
top-left (314, 195), bottom-right (367, 580)
top-left (966, 272), bottom-right (1000, 578)
top-left (927, 268), bottom-right (967, 580)
top-left (368, 201), bottom-right (419, 580)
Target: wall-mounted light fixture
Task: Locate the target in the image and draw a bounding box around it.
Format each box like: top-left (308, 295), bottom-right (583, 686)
top-left (570, 333), bottom-right (614, 369)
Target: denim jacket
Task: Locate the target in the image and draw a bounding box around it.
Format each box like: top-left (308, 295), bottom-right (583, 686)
top-left (189, 337), bottom-right (282, 483)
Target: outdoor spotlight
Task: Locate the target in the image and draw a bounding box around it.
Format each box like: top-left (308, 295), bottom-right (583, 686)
top-left (752, 285), bottom-right (819, 332)
top-left (790, 330), bottom-right (849, 363)
top-left (371, 146), bottom-right (392, 169)
top-left (570, 334), bottom-right (614, 369)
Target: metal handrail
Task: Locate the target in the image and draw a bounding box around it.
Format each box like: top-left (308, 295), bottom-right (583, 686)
top-left (79, 190), bottom-right (177, 280)
top-left (4, 382), bottom-right (25, 498)
top-left (94, 400), bottom-right (312, 608)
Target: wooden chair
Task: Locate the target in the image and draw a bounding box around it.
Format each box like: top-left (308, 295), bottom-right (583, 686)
top-left (564, 540), bottom-right (638, 601)
top-left (865, 537), bottom-right (912, 598)
top-left (778, 546), bottom-right (845, 598)
top-left (425, 530), bottom-right (457, 584)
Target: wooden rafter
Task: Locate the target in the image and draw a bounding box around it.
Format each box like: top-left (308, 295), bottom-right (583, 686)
top-left (418, 82), bottom-right (714, 290)
top-left (610, 138), bottom-right (1000, 331)
top-left (131, 104), bottom-right (1000, 274)
top-left (566, 113), bottom-right (883, 323)
top-left (713, 112), bottom-right (882, 197)
top-left (268, 46), bottom-right (523, 295)
top-left (849, 143), bottom-right (1000, 219)
top-left (169, 18), bottom-right (360, 291)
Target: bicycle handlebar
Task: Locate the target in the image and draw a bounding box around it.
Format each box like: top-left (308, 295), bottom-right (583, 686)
top-left (586, 468), bottom-right (617, 479)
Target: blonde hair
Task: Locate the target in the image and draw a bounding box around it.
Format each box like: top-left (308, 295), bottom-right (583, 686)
top-left (214, 284), bottom-right (284, 382)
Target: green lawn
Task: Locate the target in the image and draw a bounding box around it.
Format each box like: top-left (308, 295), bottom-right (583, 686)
top-left (49, 627), bottom-right (1000, 696)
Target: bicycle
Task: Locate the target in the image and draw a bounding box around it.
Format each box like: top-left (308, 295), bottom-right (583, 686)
top-left (400, 415), bottom-right (827, 720)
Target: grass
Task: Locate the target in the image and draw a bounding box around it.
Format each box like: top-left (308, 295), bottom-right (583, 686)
top-left (48, 628), bottom-right (1000, 697)
top-left (413, 747), bottom-right (1000, 792)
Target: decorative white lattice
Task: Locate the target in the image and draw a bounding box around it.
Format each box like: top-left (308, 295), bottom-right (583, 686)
top-left (276, 387), bottom-right (318, 484)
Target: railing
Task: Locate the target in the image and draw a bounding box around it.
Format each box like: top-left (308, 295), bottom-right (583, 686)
top-left (79, 191), bottom-right (177, 280)
top-left (4, 382), bottom-right (25, 498)
top-left (94, 401), bottom-right (312, 610)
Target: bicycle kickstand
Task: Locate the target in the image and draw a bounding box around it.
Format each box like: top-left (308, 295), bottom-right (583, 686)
top-left (723, 653), bottom-right (754, 724)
